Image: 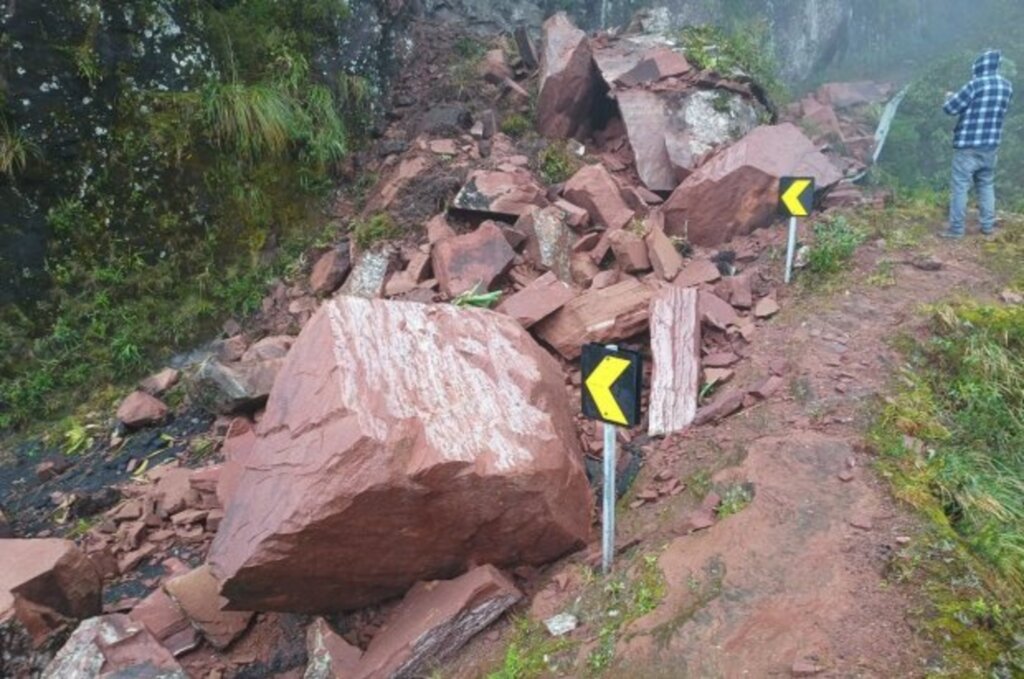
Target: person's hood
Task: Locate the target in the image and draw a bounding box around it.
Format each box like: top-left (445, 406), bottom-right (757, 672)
top-left (974, 50), bottom-right (1002, 77)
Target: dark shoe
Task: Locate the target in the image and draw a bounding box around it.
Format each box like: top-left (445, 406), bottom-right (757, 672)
top-left (939, 230), bottom-right (964, 240)
top-left (982, 229), bottom-right (999, 241)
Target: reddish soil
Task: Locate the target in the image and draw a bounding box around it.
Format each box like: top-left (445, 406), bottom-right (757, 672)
top-left (444, 230), bottom-right (1002, 678)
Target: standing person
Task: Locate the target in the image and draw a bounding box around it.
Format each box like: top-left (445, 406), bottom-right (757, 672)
top-left (941, 50), bottom-right (1013, 239)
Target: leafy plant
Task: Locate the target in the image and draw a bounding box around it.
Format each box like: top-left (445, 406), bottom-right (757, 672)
top-left (452, 288), bottom-right (502, 308)
top-left (717, 483), bottom-right (753, 517)
top-left (805, 215), bottom-right (866, 277)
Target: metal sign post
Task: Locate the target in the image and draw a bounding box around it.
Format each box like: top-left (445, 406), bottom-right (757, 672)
top-left (779, 177), bottom-right (815, 284)
top-left (784, 215), bottom-right (799, 284)
top-left (601, 418), bottom-right (617, 575)
top-left (581, 342), bottom-right (642, 575)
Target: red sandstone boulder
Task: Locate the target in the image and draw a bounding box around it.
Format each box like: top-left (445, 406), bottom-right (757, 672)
top-left (310, 247), bottom-right (352, 296)
top-left (563, 164), bottom-right (634, 232)
top-left (192, 357), bottom-right (284, 414)
top-left (116, 391), bottom-right (168, 429)
top-left (800, 97), bottom-right (843, 143)
top-left (1, 539), bottom-right (102, 643)
top-left (662, 124), bottom-right (843, 246)
top-left (208, 297), bottom-right (592, 612)
top-left (496, 271), bottom-right (575, 328)
top-left (537, 13), bottom-right (598, 138)
top-left (533, 278), bottom-right (653, 360)
top-left (432, 221), bottom-right (515, 298)
top-left (452, 169), bottom-right (548, 218)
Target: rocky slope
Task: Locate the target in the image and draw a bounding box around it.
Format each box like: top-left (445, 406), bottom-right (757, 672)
top-left (0, 8), bottom-right (909, 676)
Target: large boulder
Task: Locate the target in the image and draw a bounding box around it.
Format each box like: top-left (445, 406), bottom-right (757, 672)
top-left (208, 297), bottom-right (592, 613)
top-left (662, 123), bottom-right (843, 246)
top-left (537, 12), bottom-right (599, 139)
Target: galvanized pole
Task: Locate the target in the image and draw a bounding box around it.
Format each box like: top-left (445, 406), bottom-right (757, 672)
top-left (602, 421), bottom-right (616, 574)
top-left (602, 343), bottom-right (618, 575)
top-left (784, 215), bottom-right (798, 284)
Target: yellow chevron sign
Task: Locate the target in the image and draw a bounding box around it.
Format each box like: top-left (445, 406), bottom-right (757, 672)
top-left (779, 177), bottom-right (815, 217)
top-left (582, 344), bottom-right (642, 427)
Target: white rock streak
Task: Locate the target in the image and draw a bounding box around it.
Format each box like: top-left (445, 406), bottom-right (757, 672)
top-left (326, 298), bottom-right (548, 471)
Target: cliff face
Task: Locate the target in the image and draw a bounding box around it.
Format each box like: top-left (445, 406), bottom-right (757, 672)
top-left (0, 0), bottom-right (406, 305)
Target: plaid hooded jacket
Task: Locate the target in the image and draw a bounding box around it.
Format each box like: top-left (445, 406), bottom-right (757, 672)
top-left (943, 50), bottom-right (1014, 149)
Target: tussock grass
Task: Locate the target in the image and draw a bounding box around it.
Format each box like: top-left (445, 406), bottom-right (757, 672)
top-left (0, 118), bottom-right (40, 178)
top-left (873, 302), bottom-right (1024, 675)
top-left (201, 82), bottom-right (306, 160)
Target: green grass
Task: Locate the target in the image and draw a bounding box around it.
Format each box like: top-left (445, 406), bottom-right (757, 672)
top-left (501, 113), bottom-right (533, 138)
top-left (804, 215), bottom-right (867, 279)
top-left (871, 301), bottom-right (1024, 675)
top-left (679, 22), bottom-right (787, 108)
top-left (487, 617), bottom-right (575, 679)
top-left (487, 553), bottom-right (667, 678)
top-left (538, 142), bottom-right (579, 185)
top-left (351, 213), bottom-right (399, 250)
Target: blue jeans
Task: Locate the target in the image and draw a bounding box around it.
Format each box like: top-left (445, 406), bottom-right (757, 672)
top-left (949, 147), bottom-right (998, 235)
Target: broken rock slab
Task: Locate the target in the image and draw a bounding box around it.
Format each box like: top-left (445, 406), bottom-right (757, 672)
top-left (310, 247), bottom-right (352, 296)
top-left (128, 587), bottom-right (198, 657)
top-left (534, 278), bottom-right (653, 360)
top-left (645, 213), bottom-right (683, 281)
top-left (663, 124), bottom-right (843, 246)
top-left (452, 169), bottom-right (547, 218)
top-left (208, 297), bottom-right (592, 613)
top-left (164, 565), bottom-right (253, 650)
top-left (1, 539), bottom-right (102, 640)
top-left (648, 287), bottom-right (700, 436)
top-left (341, 247), bottom-right (394, 299)
top-left (607, 228), bottom-right (651, 273)
top-left (42, 614), bottom-right (187, 679)
top-left (191, 357), bottom-right (284, 414)
top-left (355, 565), bottom-right (522, 679)
top-left (563, 164), bottom-right (635, 233)
top-left (432, 221), bottom-right (515, 298)
top-left (537, 12), bottom-right (598, 139)
top-left (496, 272), bottom-right (575, 329)
top-left (673, 259), bottom-right (721, 288)
top-left (518, 206), bottom-right (574, 282)
top-left (615, 87), bottom-right (763, 193)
